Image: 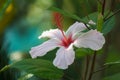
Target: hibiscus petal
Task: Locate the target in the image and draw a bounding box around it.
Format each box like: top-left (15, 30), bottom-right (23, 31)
top-left (66, 22), bottom-right (87, 36)
top-left (53, 45), bottom-right (75, 69)
top-left (74, 30), bottom-right (105, 50)
top-left (38, 29), bottom-right (64, 40)
top-left (29, 39), bottom-right (59, 58)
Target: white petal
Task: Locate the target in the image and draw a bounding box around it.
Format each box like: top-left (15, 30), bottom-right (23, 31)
top-left (38, 29), bottom-right (64, 40)
top-left (74, 30), bottom-right (105, 50)
top-left (66, 22), bottom-right (87, 36)
top-left (29, 39), bottom-right (59, 58)
top-left (53, 45), bottom-right (75, 69)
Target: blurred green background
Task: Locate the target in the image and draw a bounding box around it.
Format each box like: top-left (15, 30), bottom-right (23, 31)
top-left (0, 0), bottom-right (120, 80)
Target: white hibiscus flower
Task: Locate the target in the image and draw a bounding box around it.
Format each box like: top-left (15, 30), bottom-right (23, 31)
top-left (29, 21), bottom-right (105, 69)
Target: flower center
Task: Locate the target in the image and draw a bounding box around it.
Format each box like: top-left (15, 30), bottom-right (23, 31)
top-left (61, 35), bottom-right (74, 48)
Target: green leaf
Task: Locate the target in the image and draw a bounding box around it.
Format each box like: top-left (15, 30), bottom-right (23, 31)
top-left (104, 60), bottom-right (120, 66)
top-left (104, 48), bottom-right (120, 78)
top-left (83, 12), bottom-right (115, 34)
top-left (18, 74), bottom-right (34, 80)
top-left (102, 16), bottom-right (115, 35)
top-left (49, 7), bottom-right (87, 23)
top-left (11, 59), bottom-right (63, 79)
top-left (75, 48), bottom-right (93, 58)
top-left (103, 73), bottom-right (120, 80)
top-left (82, 12), bottom-right (98, 30)
top-left (105, 47), bottom-right (120, 64)
top-left (75, 47), bottom-right (103, 58)
top-left (103, 63), bottom-right (120, 79)
top-left (83, 12), bottom-right (98, 23)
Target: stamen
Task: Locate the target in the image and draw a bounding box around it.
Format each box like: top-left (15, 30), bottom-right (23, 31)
top-left (53, 12), bottom-right (63, 30)
top-left (53, 12), bottom-right (67, 40)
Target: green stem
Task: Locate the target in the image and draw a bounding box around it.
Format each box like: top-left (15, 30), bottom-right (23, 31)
top-left (84, 55), bottom-right (90, 80)
top-left (88, 51), bottom-right (97, 80)
top-left (0, 65), bottom-right (11, 73)
top-left (0, 62), bottom-right (16, 73)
